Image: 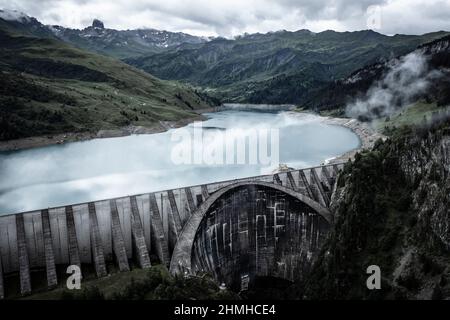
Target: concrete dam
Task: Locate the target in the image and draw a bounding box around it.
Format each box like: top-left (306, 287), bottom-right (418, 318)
top-left (0, 163), bottom-right (344, 298)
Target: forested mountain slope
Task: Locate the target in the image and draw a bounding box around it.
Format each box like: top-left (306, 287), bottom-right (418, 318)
top-left (127, 30), bottom-right (449, 103)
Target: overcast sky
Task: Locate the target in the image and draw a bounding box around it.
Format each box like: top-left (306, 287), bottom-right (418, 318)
top-left (2, 0), bottom-right (450, 37)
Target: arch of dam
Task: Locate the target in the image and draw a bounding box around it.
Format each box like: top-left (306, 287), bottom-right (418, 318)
top-left (0, 163), bottom-right (344, 298)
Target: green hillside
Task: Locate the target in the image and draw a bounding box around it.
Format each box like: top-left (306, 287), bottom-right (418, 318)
top-left (303, 35), bottom-right (450, 114)
top-left (0, 21), bottom-right (217, 140)
top-left (126, 30), bottom-right (449, 104)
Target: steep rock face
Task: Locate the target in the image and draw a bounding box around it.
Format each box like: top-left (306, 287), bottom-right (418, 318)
top-left (92, 19), bottom-right (104, 29)
top-left (305, 122), bottom-right (450, 300)
top-left (400, 129), bottom-right (450, 250)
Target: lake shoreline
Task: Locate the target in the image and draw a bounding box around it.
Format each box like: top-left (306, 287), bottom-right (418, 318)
top-left (0, 112), bottom-right (209, 152)
top-left (0, 108), bottom-right (368, 213)
top-left (0, 107), bottom-right (381, 158)
top-left (320, 116), bottom-right (386, 164)
top-left (284, 111), bottom-right (385, 165)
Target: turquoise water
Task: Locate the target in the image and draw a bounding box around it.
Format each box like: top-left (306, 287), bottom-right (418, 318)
top-left (0, 110), bottom-right (360, 214)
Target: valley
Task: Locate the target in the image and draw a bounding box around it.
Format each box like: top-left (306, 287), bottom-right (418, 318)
top-left (0, 5), bottom-right (449, 302)
top-left (126, 30), bottom-right (449, 105)
top-left (1, 10), bottom-right (449, 145)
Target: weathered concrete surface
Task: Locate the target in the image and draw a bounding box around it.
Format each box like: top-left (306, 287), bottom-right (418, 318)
top-left (167, 190), bottom-right (182, 234)
top-left (149, 193), bottom-right (170, 266)
top-left (201, 185), bottom-right (209, 199)
top-left (274, 174), bottom-right (283, 185)
top-left (65, 206), bottom-right (81, 267)
top-left (88, 203), bottom-right (107, 277)
top-left (0, 163), bottom-right (343, 296)
top-left (184, 187), bottom-right (196, 213)
top-left (167, 190), bottom-right (182, 251)
top-left (190, 184), bottom-right (331, 290)
top-left (286, 171), bottom-right (297, 190)
top-left (169, 181), bottom-right (333, 282)
top-left (299, 170), bottom-right (314, 199)
top-left (16, 214), bottom-right (31, 295)
top-left (311, 168), bottom-right (330, 207)
top-left (130, 196), bottom-right (151, 269)
top-left (110, 200), bottom-right (130, 272)
top-left (41, 210), bottom-right (58, 288)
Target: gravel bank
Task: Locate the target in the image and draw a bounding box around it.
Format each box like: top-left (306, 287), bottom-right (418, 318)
top-left (321, 117), bottom-right (386, 164)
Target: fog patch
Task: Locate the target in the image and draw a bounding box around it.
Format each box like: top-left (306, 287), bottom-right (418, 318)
top-left (346, 52), bottom-right (443, 121)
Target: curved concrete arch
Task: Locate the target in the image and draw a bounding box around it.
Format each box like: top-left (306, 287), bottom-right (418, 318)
top-left (169, 181), bottom-right (332, 274)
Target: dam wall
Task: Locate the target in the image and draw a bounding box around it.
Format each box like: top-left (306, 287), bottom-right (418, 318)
top-left (0, 163), bottom-right (344, 297)
top-left (190, 183), bottom-right (331, 291)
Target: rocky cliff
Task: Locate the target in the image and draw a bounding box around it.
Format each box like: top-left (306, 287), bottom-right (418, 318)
top-left (304, 119), bottom-right (450, 299)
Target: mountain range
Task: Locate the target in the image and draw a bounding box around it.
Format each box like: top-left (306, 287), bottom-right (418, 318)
top-left (48, 19), bottom-right (208, 59)
top-left (301, 35), bottom-right (450, 114)
top-left (126, 29), bottom-right (449, 104)
top-left (0, 9), bottom-right (208, 59)
top-left (0, 10), bottom-right (216, 140)
top-left (1, 8), bottom-right (450, 140)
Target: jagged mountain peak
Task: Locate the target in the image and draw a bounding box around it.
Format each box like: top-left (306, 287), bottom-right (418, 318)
top-left (0, 10), bottom-right (208, 58)
top-left (92, 18), bottom-right (104, 29)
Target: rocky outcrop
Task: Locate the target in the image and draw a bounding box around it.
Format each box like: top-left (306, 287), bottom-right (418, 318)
top-left (92, 19), bottom-right (104, 29)
top-left (400, 129), bottom-right (450, 250)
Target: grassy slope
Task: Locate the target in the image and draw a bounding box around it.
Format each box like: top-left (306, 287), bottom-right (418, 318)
top-left (374, 101), bottom-right (450, 133)
top-left (0, 23), bottom-right (216, 140)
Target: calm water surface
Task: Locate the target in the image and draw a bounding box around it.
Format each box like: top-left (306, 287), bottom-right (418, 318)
top-left (0, 110), bottom-right (360, 214)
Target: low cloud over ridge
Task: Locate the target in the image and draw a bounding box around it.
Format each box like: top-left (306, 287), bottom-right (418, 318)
top-left (346, 51), bottom-right (443, 121)
top-left (1, 0), bottom-right (450, 37)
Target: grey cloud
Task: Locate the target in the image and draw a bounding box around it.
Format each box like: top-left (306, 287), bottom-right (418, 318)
top-left (346, 52), bottom-right (443, 121)
top-left (1, 0), bottom-right (449, 36)
top-left (276, 0), bottom-right (386, 19)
